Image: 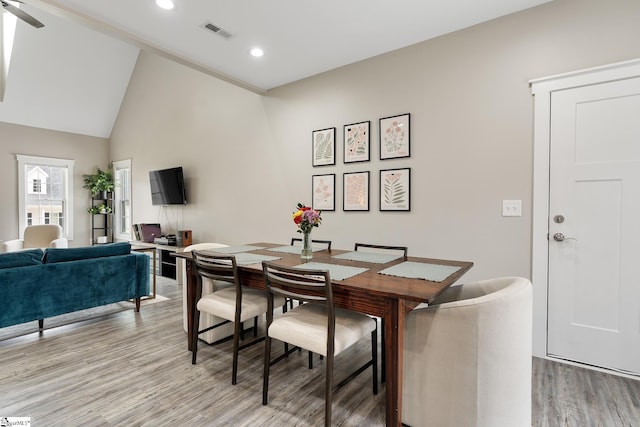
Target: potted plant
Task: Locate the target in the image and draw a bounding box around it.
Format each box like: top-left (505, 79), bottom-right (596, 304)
top-left (83, 166), bottom-right (114, 198)
top-left (87, 204), bottom-right (112, 214)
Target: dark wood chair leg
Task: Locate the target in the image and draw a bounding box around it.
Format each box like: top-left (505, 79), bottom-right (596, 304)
top-left (135, 297), bottom-right (141, 312)
top-left (308, 351), bottom-right (313, 369)
top-left (232, 315), bottom-right (242, 385)
top-left (38, 319), bottom-right (44, 331)
top-left (325, 351), bottom-right (334, 427)
top-left (191, 308), bottom-right (201, 365)
top-left (262, 335), bottom-right (272, 405)
top-left (253, 316), bottom-right (258, 338)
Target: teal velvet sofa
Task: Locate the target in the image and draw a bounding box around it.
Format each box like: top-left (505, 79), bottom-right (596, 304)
top-left (0, 242), bottom-right (150, 330)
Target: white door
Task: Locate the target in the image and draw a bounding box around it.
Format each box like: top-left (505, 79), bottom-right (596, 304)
top-left (547, 77), bottom-right (640, 375)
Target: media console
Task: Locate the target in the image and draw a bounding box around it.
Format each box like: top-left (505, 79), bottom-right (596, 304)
top-left (131, 241), bottom-right (187, 284)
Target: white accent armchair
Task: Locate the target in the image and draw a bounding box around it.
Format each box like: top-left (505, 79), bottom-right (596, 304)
top-left (181, 243), bottom-right (235, 344)
top-left (402, 276), bottom-right (532, 427)
top-left (1, 224), bottom-right (68, 253)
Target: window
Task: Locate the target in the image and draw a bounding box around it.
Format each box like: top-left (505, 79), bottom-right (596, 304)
top-left (17, 155), bottom-right (75, 240)
top-left (27, 166), bottom-right (48, 195)
top-left (112, 159), bottom-right (132, 241)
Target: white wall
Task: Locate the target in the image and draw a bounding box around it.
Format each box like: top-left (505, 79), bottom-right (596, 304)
top-left (109, 51), bottom-right (286, 244)
top-left (0, 122), bottom-right (110, 245)
top-left (109, 0), bottom-right (640, 282)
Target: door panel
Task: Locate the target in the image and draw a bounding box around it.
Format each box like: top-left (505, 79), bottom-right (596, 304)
top-left (548, 77), bottom-right (640, 374)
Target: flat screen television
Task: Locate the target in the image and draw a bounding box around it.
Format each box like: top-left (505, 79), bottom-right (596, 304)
top-left (149, 167), bottom-right (187, 205)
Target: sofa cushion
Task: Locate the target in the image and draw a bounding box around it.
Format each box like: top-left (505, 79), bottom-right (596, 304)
top-left (0, 248), bottom-right (44, 269)
top-left (44, 242), bottom-right (131, 264)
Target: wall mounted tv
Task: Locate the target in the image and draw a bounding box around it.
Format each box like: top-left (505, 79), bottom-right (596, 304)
top-left (149, 166), bottom-right (187, 205)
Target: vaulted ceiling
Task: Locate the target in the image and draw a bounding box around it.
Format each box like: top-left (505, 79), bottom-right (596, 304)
top-left (1, 0), bottom-right (551, 137)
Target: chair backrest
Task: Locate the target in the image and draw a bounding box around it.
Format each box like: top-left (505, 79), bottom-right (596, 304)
top-left (354, 242), bottom-right (407, 260)
top-left (180, 243), bottom-right (229, 285)
top-left (262, 262), bottom-right (335, 352)
top-left (192, 251), bottom-right (239, 289)
top-left (180, 243), bottom-right (231, 339)
top-left (291, 237), bottom-right (332, 250)
top-left (192, 251), bottom-right (242, 316)
top-left (23, 224), bottom-right (64, 248)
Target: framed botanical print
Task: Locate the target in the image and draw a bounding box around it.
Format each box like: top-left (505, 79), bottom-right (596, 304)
top-left (380, 168), bottom-right (410, 211)
top-left (343, 171), bottom-right (369, 211)
top-left (312, 173), bottom-right (335, 211)
top-left (343, 121), bottom-right (370, 163)
top-left (312, 127), bottom-right (336, 166)
top-left (379, 113), bottom-right (410, 160)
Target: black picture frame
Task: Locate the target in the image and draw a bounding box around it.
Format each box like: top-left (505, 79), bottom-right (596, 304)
top-left (312, 127), bottom-right (336, 166)
top-left (379, 113), bottom-right (410, 160)
top-left (312, 173), bottom-right (335, 211)
top-left (379, 168), bottom-right (411, 211)
top-left (343, 121), bottom-right (370, 163)
top-left (343, 171), bottom-right (370, 211)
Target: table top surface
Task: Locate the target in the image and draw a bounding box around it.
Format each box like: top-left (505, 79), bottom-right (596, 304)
top-left (174, 242), bottom-right (473, 304)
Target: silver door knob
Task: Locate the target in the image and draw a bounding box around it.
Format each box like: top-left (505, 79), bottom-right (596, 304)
top-left (553, 232), bottom-right (576, 242)
top-left (553, 232), bottom-right (565, 241)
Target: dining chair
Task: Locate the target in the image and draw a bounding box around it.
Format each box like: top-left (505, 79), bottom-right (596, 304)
top-left (354, 242), bottom-right (407, 260)
top-left (354, 242), bottom-right (408, 382)
top-left (191, 250), bottom-right (285, 385)
top-left (291, 238), bottom-right (333, 368)
top-left (180, 243), bottom-right (234, 344)
top-left (402, 277), bottom-right (532, 427)
top-left (261, 261), bottom-right (378, 427)
top-left (288, 237), bottom-right (332, 313)
top-left (290, 237), bottom-right (332, 250)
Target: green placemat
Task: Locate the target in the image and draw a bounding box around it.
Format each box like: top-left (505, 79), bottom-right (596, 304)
top-left (332, 251), bottom-right (401, 264)
top-left (232, 253), bottom-right (281, 266)
top-left (378, 261), bottom-right (461, 282)
top-left (267, 245), bottom-right (326, 254)
top-left (210, 245), bottom-right (265, 254)
top-left (292, 262), bottom-right (369, 281)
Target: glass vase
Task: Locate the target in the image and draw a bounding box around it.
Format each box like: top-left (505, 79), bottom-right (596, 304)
top-left (301, 231), bottom-right (313, 260)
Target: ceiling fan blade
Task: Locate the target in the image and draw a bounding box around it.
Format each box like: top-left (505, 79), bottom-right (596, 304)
top-left (1, 1), bottom-right (45, 29)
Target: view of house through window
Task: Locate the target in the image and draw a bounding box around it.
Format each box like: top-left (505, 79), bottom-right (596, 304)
top-left (17, 155), bottom-right (75, 240)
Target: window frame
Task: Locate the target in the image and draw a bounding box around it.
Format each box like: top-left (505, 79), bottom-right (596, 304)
top-left (17, 154), bottom-right (75, 240)
top-left (112, 159), bottom-right (132, 241)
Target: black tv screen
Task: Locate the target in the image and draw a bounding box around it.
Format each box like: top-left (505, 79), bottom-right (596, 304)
top-left (149, 167), bottom-right (187, 205)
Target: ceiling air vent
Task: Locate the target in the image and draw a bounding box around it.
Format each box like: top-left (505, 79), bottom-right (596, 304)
top-left (203, 22), bottom-right (232, 39)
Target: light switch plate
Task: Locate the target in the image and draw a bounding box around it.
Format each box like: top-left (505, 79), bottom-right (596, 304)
top-left (502, 200), bottom-right (522, 217)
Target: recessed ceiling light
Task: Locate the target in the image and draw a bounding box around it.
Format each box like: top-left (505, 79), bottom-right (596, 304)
top-left (155, 0), bottom-right (175, 10)
top-left (250, 48), bottom-right (264, 58)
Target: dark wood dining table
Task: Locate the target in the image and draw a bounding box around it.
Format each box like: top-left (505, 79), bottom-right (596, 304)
top-left (173, 242), bottom-right (473, 427)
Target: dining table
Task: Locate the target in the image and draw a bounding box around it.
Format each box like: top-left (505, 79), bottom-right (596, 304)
top-left (173, 242), bottom-right (473, 427)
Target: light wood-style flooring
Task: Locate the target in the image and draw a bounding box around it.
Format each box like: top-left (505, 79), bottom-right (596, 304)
top-left (1, 277), bottom-right (639, 426)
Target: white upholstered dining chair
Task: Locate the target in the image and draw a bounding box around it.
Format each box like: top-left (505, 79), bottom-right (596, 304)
top-left (181, 242), bottom-right (235, 344)
top-left (261, 261), bottom-right (378, 427)
top-left (192, 251), bottom-right (285, 385)
top-left (1, 224), bottom-right (68, 253)
top-left (402, 276), bottom-right (532, 427)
